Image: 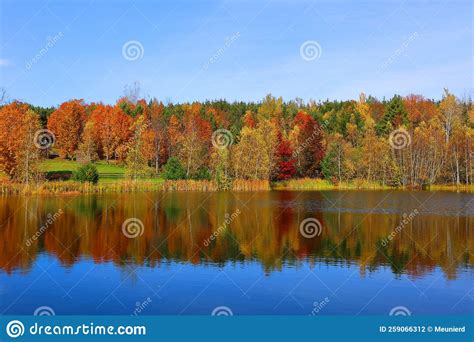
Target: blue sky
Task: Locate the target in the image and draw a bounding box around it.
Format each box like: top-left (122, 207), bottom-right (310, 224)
top-left (0, 0), bottom-right (472, 106)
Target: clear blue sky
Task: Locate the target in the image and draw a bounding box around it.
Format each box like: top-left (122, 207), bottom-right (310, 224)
top-left (1, 0), bottom-right (472, 107)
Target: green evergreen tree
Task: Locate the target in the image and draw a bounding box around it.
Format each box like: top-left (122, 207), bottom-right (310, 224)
top-left (376, 95), bottom-right (408, 135)
top-left (162, 157), bottom-right (186, 180)
top-left (73, 163), bottom-right (99, 184)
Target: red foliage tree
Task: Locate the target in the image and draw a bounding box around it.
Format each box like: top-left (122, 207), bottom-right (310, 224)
top-left (274, 131), bottom-right (296, 181)
top-left (292, 111), bottom-right (325, 177)
top-left (243, 110), bottom-right (256, 128)
top-left (404, 94), bottom-right (439, 125)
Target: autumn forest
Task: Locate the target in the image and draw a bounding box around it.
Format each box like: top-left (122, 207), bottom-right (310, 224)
top-left (0, 89), bottom-right (473, 192)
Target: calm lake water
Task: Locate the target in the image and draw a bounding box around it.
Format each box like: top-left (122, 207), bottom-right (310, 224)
top-left (0, 191), bottom-right (472, 315)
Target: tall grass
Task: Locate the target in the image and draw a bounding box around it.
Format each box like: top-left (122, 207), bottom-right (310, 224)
top-left (161, 180), bottom-right (218, 192)
top-left (232, 179), bottom-right (270, 191)
top-left (2, 177), bottom-right (472, 195)
top-left (1, 179), bottom-right (270, 194)
top-left (160, 179), bottom-right (270, 192)
top-left (0, 180), bottom-right (164, 195)
top-left (428, 184), bottom-right (474, 193)
top-left (273, 178), bottom-right (393, 190)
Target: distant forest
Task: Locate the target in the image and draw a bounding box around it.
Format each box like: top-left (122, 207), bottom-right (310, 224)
top-left (0, 88), bottom-right (473, 188)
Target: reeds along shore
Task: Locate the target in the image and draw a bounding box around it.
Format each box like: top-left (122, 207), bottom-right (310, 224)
top-left (0, 180), bottom-right (162, 195)
top-left (0, 179), bottom-right (271, 195)
top-left (160, 179), bottom-right (271, 192)
top-left (0, 178), bottom-right (473, 195)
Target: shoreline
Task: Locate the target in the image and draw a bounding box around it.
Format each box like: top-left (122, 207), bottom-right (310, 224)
top-left (1, 178), bottom-right (473, 195)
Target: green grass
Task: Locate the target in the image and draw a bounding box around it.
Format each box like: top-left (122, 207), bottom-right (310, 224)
top-left (8, 159), bottom-right (473, 194)
top-left (40, 159), bottom-right (125, 174)
top-left (39, 159), bottom-right (162, 184)
top-left (39, 159), bottom-right (80, 172)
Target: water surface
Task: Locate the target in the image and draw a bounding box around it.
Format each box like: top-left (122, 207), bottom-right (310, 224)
top-left (0, 190), bottom-right (472, 315)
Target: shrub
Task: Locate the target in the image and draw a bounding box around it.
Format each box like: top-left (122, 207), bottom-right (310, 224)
top-left (72, 163), bottom-right (99, 184)
top-left (162, 157), bottom-right (186, 180)
top-left (190, 167), bottom-right (211, 180)
top-left (44, 170), bottom-right (73, 181)
top-left (321, 150), bottom-right (338, 184)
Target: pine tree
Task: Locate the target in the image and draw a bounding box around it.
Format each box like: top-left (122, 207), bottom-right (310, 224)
top-left (376, 95), bottom-right (408, 135)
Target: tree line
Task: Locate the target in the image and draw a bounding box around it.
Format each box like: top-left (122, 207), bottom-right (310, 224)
top-left (0, 90), bottom-right (472, 188)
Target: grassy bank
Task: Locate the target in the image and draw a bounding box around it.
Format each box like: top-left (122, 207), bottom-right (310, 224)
top-left (2, 178), bottom-right (473, 195)
top-left (0, 179), bottom-right (271, 195)
top-left (1, 159), bottom-right (472, 194)
top-left (0, 179), bottom-right (165, 195)
top-left (40, 159), bottom-right (127, 182)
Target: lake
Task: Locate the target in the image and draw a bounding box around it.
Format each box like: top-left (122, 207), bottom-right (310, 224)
top-left (0, 190), bottom-right (472, 315)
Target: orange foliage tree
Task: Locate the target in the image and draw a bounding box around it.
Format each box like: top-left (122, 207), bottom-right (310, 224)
top-left (89, 104), bottom-right (132, 161)
top-left (180, 103), bottom-right (212, 177)
top-left (404, 94), bottom-right (439, 125)
top-left (0, 102), bottom-right (41, 180)
top-left (167, 114), bottom-right (183, 158)
top-left (47, 99), bottom-right (86, 158)
top-left (142, 100), bottom-right (167, 173)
